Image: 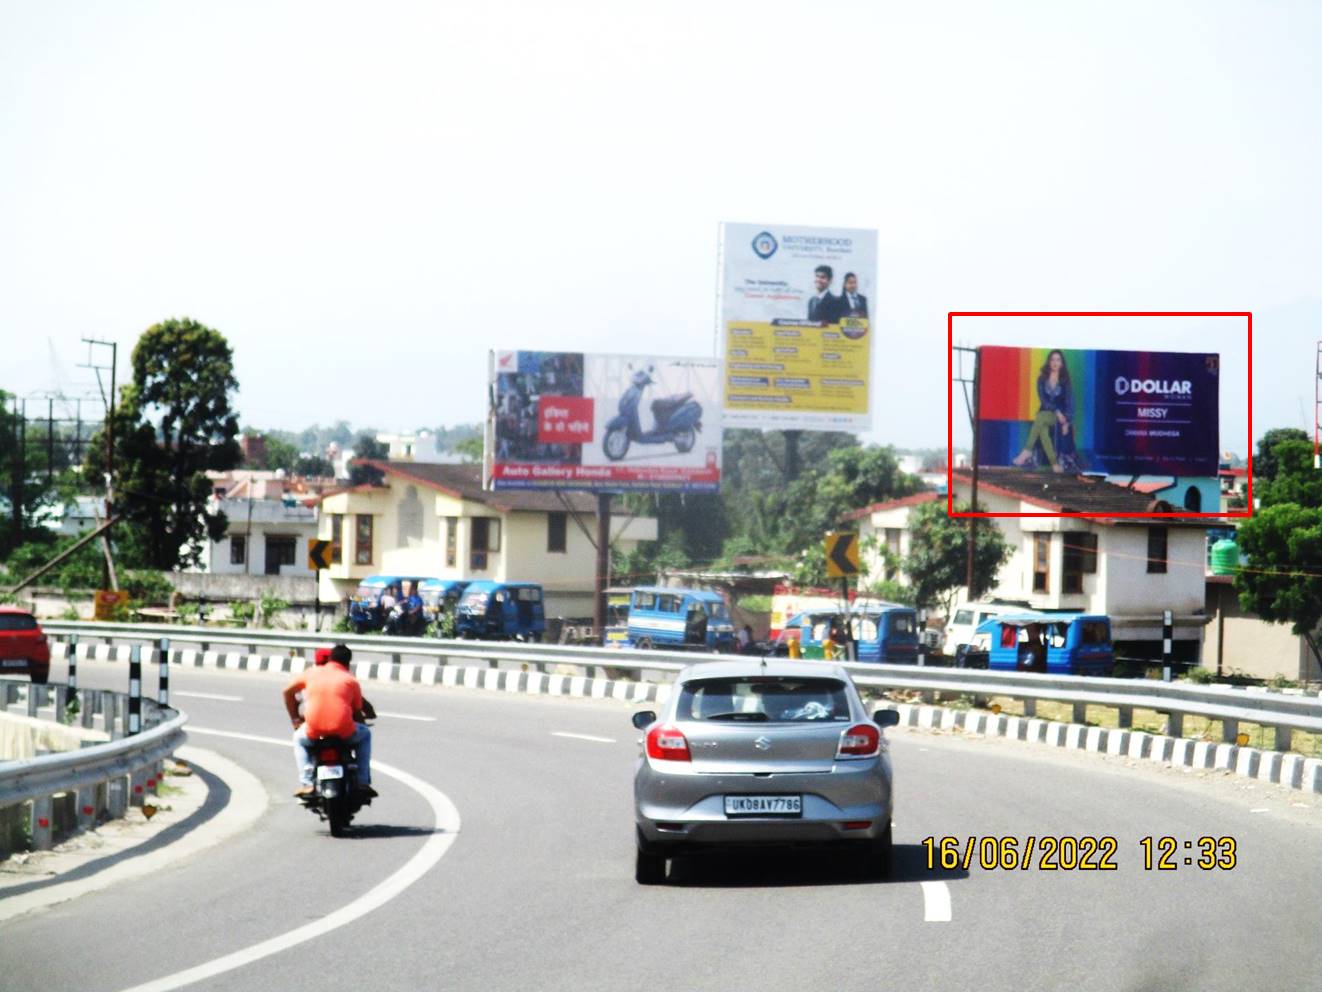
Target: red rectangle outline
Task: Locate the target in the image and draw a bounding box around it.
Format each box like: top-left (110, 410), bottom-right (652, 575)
top-left (946, 312), bottom-right (1252, 519)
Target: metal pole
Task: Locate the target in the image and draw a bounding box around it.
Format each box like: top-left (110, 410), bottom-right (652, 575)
top-left (965, 348), bottom-right (981, 595)
top-left (594, 493), bottom-right (611, 635)
top-left (128, 643), bottom-right (142, 735)
top-left (314, 568), bottom-right (321, 632)
top-left (1162, 609), bottom-right (1173, 682)
top-left (67, 633), bottom-right (78, 706)
top-left (157, 636), bottom-right (170, 707)
top-left (1216, 587), bottom-right (1225, 678)
top-left (16, 399), bottom-right (25, 541)
top-left (47, 397), bottom-right (54, 486)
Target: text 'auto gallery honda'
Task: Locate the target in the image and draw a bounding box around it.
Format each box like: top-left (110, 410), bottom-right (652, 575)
top-left (630, 659), bottom-right (899, 884)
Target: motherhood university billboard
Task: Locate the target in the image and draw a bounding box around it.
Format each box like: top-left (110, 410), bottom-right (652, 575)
top-left (488, 350), bottom-right (722, 493)
top-left (976, 346), bottom-right (1220, 476)
top-left (718, 222), bottom-right (877, 431)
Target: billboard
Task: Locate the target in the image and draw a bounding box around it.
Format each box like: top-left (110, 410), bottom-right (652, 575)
top-left (976, 346), bottom-right (1220, 476)
top-left (488, 350), bottom-right (722, 492)
top-left (718, 222), bottom-right (877, 431)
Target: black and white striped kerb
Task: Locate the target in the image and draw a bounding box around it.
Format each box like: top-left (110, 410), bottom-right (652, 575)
top-left (128, 643), bottom-right (142, 735)
top-left (157, 636), bottom-right (170, 707)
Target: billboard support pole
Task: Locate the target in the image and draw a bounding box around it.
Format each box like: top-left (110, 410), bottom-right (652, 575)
top-left (784, 430), bottom-right (802, 483)
top-left (965, 349), bottom-right (981, 596)
top-left (594, 493), bottom-right (610, 637)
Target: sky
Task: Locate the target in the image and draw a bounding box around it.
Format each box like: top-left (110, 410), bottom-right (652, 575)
top-left (2, 0), bottom-right (1319, 455)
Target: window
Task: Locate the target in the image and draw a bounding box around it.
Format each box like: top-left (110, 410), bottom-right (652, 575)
top-left (330, 515), bottom-right (343, 565)
top-left (471, 517), bottom-right (501, 553)
top-left (547, 511), bottom-right (567, 553)
top-left (355, 514), bottom-right (374, 565)
top-left (952, 609), bottom-right (973, 626)
top-left (0, 612), bottom-right (37, 631)
top-left (890, 613), bottom-right (915, 635)
top-left (884, 527), bottom-right (902, 578)
top-left (265, 535), bottom-right (296, 576)
top-left (1147, 526), bottom-right (1168, 574)
top-left (1062, 532), bottom-right (1098, 594)
top-left (1032, 534), bottom-right (1050, 592)
top-left (658, 595), bottom-right (682, 613)
top-left (230, 535), bottom-right (246, 566)
top-left (1081, 621), bottom-right (1110, 645)
top-left (676, 677), bottom-right (851, 723)
top-left (633, 591), bottom-right (656, 610)
top-left (445, 516), bottom-right (458, 568)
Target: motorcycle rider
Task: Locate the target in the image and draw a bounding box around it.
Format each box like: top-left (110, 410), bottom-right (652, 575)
top-left (283, 643), bottom-right (377, 799)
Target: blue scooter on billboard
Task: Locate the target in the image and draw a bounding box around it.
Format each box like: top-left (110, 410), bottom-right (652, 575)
top-left (603, 366), bottom-right (703, 461)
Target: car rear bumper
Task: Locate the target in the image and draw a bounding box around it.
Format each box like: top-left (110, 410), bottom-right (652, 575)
top-left (635, 761), bottom-right (892, 849)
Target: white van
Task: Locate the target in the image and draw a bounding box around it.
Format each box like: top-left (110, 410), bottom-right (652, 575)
top-left (944, 602), bottom-right (1019, 657)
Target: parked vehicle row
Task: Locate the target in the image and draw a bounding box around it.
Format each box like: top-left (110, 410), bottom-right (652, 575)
top-left (346, 575), bottom-right (545, 641)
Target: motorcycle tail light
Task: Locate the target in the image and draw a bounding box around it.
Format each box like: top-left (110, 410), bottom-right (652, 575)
top-left (318, 748), bottom-right (340, 763)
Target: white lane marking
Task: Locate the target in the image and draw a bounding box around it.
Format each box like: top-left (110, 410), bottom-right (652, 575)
top-left (921, 881), bottom-right (952, 922)
top-left (1249, 807), bottom-right (1269, 813)
top-left (551, 731), bottom-right (617, 744)
top-left (173, 691), bottom-right (244, 702)
top-left (118, 727), bottom-right (461, 992)
top-left (374, 711), bottom-right (437, 722)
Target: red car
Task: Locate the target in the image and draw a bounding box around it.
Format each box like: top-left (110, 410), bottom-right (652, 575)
top-left (0, 607), bottom-right (51, 684)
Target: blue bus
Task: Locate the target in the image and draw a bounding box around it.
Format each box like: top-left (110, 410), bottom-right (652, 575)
top-left (626, 587), bottom-right (735, 652)
top-left (975, 612), bottom-right (1114, 676)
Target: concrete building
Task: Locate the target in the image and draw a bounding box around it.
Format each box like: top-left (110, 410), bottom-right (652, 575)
top-left (850, 470), bottom-right (1217, 659)
top-left (1204, 576), bottom-right (1322, 682)
top-left (203, 473), bottom-right (321, 578)
top-left (315, 461), bottom-right (658, 617)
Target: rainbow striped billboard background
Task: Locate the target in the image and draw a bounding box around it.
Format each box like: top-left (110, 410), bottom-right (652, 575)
top-left (976, 346), bottom-right (1220, 476)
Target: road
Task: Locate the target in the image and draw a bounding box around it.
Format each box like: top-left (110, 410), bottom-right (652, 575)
top-left (3, 657), bottom-right (1321, 992)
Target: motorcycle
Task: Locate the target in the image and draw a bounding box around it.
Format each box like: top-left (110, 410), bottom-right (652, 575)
top-left (300, 736), bottom-right (371, 836)
top-left (603, 366), bottom-right (703, 462)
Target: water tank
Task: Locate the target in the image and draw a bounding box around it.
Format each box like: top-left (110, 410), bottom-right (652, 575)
top-left (1210, 539), bottom-right (1239, 575)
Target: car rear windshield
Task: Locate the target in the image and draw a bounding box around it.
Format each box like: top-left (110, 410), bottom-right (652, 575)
top-left (677, 677), bottom-right (851, 723)
top-left (0, 613), bottom-right (38, 631)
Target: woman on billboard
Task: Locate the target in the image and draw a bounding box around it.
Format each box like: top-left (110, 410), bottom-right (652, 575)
top-left (1012, 349), bottom-right (1081, 473)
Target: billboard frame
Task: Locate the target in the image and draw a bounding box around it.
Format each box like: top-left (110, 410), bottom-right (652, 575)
top-left (946, 311), bottom-right (1253, 520)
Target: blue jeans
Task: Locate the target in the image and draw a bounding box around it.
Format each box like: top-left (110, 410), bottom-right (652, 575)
top-left (295, 723), bottom-right (372, 787)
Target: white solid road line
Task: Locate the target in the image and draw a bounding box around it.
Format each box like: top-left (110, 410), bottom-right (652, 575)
top-left (921, 881), bottom-right (952, 923)
top-left (375, 711), bottom-right (437, 722)
top-left (551, 731), bottom-right (617, 744)
top-left (116, 727), bottom-right (462, 992)
top-left (173, 691), bottom-right (243, 702)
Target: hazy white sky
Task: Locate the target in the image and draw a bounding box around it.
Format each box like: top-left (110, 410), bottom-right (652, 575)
top-left (3, 1), bottom-right (1318, 453)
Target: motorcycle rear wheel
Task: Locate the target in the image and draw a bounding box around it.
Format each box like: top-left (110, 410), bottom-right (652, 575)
top-left (673, 427), bottom-right (696, 453)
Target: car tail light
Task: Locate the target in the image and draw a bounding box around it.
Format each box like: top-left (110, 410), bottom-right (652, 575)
top-left (318, 747), bottom-right (340, 763)
top-left (837, 723), bottom-right (880, 758)
top-left (645, 723), bottom-right (690, 762)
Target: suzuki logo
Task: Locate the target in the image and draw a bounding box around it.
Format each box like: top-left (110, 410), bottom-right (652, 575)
top-left (754, 736), bottom-right (772, 751)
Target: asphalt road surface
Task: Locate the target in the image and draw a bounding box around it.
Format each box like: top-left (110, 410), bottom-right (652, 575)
top-left (3, 657), bottom-right (1320, 992)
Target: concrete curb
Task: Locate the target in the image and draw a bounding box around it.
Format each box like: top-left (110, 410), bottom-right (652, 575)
top-left (51, 639), bottom-right (1320, 794)
top-left (868, 700), bottom-right (1322, 796)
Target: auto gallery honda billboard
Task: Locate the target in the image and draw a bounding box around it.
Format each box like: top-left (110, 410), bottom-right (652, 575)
top-left (976, 346), bottom-right (1220, 476)
top-left (487, 350), bottom-right (722, 493)
top-left (718, 222), bottom-right (877, 432)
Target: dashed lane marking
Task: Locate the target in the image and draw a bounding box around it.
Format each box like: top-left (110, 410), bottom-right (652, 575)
top-left (921, 881), bottom-right (952, 922)
top-left (551, 732), bottom-right (617, 744)
top-left (173, 691), bottom-right (243, 702)
top-left (375, 711), bottom-right (438, 722)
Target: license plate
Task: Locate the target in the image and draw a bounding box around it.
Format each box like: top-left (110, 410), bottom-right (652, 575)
top-left (316, 765), bottom-right (344, 781)
top-left (724, 795), bottom-right (802, 817)
top-left (0, 659), bottom-right (27, 668)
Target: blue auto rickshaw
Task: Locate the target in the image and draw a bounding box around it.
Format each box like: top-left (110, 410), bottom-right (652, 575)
top-left (625, 587), bottom-right (735, 652)
top-left (347, 575), bottom-right (434, 633)
top-left (455, 581), bottom-right (546, 641)
top-left (418, 579), bottom-right (469, 625)
top-left (777, 605), bottom-right (920, 663)
top-left (977, 612), bottom-right (1114, 676)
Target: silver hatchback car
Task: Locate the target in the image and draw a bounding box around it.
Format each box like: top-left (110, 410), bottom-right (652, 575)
top-left (632, 658), bottom-right (898, 884)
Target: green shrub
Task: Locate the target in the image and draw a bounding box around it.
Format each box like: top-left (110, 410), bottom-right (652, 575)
top-left (1185, 667), bottom-right (1215, 684)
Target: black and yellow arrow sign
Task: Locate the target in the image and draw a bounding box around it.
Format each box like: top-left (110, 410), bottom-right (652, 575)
top-left (307, 539), bottom-right (332, 572)
top-left (824, 531), bottom-right (859, 578)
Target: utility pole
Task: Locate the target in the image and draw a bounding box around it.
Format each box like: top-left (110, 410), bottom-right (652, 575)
top-left (953, 345), bottom-right (981, 596)
top-left (79, 339), bottom-right (118, 590)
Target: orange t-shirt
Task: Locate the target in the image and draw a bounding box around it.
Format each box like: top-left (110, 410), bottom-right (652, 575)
top-left (288, 664), bottom-right (363, 740)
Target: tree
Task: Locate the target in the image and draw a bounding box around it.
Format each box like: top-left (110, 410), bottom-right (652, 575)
top-left (294, 454), bottom-right (336, 477)
top-left (85, 318), bottom-right (242, 570)
top-left (348, 433), bottom-right (389, 486)
top-left (1253, 427), bottom-right (1308, 483)
top-left (453, 436), bottom-right (484, 463)
top-left (1234, 427), bottom-right (1322, 661)
top-left (903, 501), bottom-right (1010, 615)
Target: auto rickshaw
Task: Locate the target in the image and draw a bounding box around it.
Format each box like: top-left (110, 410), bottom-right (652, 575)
top-left (455, 580), bottom-right (546, 641)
